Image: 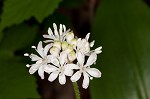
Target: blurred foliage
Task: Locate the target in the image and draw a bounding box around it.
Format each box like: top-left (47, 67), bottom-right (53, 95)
top-left (0, 0), bottom-right (62, 30)
top-left (91, 0), bottom-right (150, 99)
top-left (0, 24), bottom-right (38, 51)
top-left (0, 60), bottom-right (39, 99)
top-left (0, 24), bottom-right (39, 98)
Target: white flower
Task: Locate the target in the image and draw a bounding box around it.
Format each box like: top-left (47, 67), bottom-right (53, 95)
top-left (24, 41), bottom-right (52, 79)
top-left (45, 52), bottom-right (73, 85)
top-left (76, 33), bottom-right (102, 55)
top-left (77, 38), bottom-right (90, 54)
top-left (24, 23), bottom-right (102, 87)
top-left (43, 23), bottom-right (69, 43)
top-left (66, 52), bottom-right (101, 89)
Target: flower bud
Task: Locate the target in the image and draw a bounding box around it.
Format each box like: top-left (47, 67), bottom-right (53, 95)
top-left (65, 45), bottom-right (73, 53)
top-left (68, 51), bottom-right (76, 62)
top-left (53, 40), bottom-right (61, 49)
top-left (50, 46), bottom-right (60, 57)
top-left (70, 38), bottom-right (77, 48)
top-left (61, 41), bottom-right (68, 50)
top-left (66, 32), bottom-right (74, 43)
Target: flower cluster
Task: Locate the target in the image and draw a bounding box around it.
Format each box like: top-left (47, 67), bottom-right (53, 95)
top-left (24, 23), bottom-right (102, 89)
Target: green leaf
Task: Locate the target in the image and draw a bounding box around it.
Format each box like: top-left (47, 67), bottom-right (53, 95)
top-left (0, 0), bottom-right (62, 30)
top-left (0, 58), bottom-right (40, 99)
top-left (91, 0), bottom-right (150, 99)
top-left (0, 23), bottom-right (40, 98)
top-left (0, 24), bottom-right (38, 51)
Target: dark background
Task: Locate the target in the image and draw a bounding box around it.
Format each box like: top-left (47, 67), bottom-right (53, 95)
top-left (0, 0), bottom-right (150, 99)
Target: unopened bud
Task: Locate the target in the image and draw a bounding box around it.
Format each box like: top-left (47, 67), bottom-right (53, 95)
top-left (66, 32), bottom-right (74, 43)
top-left (50, 47), bottom-right (60, 57)
top-left (61, 41), bottom-right (68, 50)
top-left (70, 38), bottom-right (77, 48)
top-left (53, 40), bottom-right (61, 49)
top-left (65, 45), bottom-right (73, 53)
top-left (68, 51), bottom-right (76, 62)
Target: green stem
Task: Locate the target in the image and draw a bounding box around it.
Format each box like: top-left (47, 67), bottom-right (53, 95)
top-left (73, 82), bottom-right (80, 99)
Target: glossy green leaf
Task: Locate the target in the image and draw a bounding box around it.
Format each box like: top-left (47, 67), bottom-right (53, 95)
top-left (0, 0), bottom-right (62, 30)
top-left (0, 23), bottom-right (40, 98)
top-left (91, 0), bottom-right (150, 99)
top-left (0, 24), bottom-right (38, 51)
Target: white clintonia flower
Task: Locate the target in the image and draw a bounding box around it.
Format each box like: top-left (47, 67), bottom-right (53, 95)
top-left (76, 33), bottom-right (102, 55)
top-left (65, 52), bottom-right (101, 89)
top-left (24, 41), bottom-right (52, 79)
top-left (43, 23), bottom-right (69, 43)
top-left (45, 52), bottom-right (73, 85)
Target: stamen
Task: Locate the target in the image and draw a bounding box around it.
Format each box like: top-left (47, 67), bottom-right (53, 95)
top-left (31, 46), bottom-right (36, 49)
top-left (26, 64), bottom-right (30, 67)
top-left (24, 53), bottom-right (29, 56)
top-left (90, 77), bottom-right (93, 80)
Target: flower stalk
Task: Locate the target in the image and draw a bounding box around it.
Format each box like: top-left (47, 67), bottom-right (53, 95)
top-left (73, 82), bottom-right (80, 99)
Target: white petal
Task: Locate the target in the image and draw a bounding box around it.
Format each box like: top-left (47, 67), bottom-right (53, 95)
top-left (36, 59), bottom-right (43, 64)
top-left (71, 71), bottom-right (81, 82)
top-left (85, 53), bottom-right (97, 67)
top-left (44, 65), bottom-right (58, 73)
top-left (46, 55), bottom-right (52, 63)
top-left (59, 51), bottom-right (67, 66)
top-left (85, 33), bottom-right (90, 41)
top-left (59, 24), bottom-right (63, 36)
top-left (63, 24), bottom-right (66, 32)
top-left (43, 40), bottom-right (54, 43)
top-left (82, 72), bottom-right (90, 89)
top-left (59, 74), bottom-right (66, 85)
top-left (65, 64), bottom-right (79, 70)
top-left (29, 64), bottom-right (40, 74)
top-left (37, 41), bottom-right (44, 57)
top-left (50, 56), bottom-right (59, 67)
top-left (64, 69), bottom-right (73, 76)
top-left (86, 68), bottom-right (101, 78)
top-left (90, 40), bottom-right (95, 47)
top-left (77, 38), bottom-right (82, 48)
top-left (38, 66), bottom-right (44, 79)
top-left (77, 52), bottom-right (85, 66)
top-left (95, 46), bottom-right (102, 54)
top-left (53, 23), bottom-right (59, 38)
top-left (48, 27), bottom-right (53, 36)
top-left (30, 54), bottom-right (41, 61)
top-left (43, 35), bottom-right (51, 39)
top-left (48, 71), bottom-right (59, 82)
top-left (44, 44), bottom-right (52, 56)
